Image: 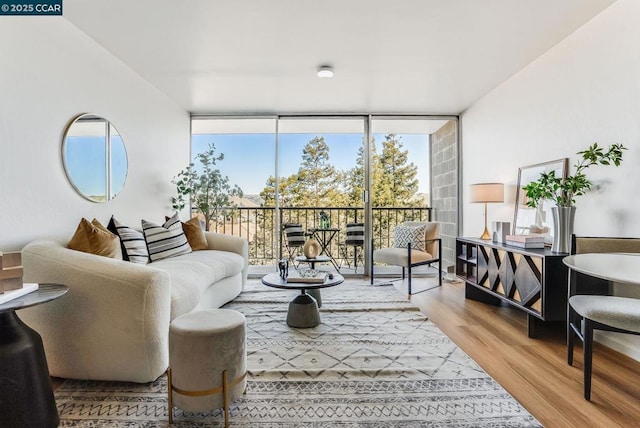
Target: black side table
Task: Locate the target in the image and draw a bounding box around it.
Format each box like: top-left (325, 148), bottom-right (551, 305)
top-left (0, 284), bottom-right (68, 427)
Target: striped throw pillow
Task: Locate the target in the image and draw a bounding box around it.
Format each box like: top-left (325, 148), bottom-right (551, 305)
top-left (283, 223), bottom-right (306, 247)
top-left (345, 223), bottom-right (365, 246)
top-left (107, 216), bottom-right (149, 264)
top-left (394, 224), bottom-right (427, 252)
top-left (142, 213), bottom-right (192, 262)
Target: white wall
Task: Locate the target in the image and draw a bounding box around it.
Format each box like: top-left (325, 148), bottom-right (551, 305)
top-left (461, 0), bottom-right (640, 359)
top-left (0, 18), bottom-right (190, 251)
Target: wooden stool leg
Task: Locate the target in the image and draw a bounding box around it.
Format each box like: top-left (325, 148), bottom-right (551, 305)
top-left (222, 369), bottom-right (229, 427)
top-left (167, 368), bottom-right (173, 424)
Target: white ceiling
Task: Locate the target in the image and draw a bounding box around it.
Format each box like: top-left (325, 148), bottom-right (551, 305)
top-left (64, 0), bottom-right (615, 115)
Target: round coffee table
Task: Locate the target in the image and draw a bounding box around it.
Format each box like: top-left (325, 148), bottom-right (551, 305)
top-left (261, 272), bottom-right (344, 328)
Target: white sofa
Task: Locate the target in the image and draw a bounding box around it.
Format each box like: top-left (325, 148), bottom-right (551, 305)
top-left (18, 232), bottom-right (248, 383)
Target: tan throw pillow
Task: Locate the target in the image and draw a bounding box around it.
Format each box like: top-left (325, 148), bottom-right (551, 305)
top-left (182, 217), bottom-right (208, 251)
top-left (69, 218), bottom-right (120, 258)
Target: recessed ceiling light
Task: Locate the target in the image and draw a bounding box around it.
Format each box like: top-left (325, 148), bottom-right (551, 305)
top-left (317, 65), bottom-right (334, 78)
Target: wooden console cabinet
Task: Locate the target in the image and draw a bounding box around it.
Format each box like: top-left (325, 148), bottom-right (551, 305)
top-left (456, 237), bottom-right (568, 338)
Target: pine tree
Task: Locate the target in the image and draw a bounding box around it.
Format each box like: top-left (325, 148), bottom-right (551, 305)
top-left (296, 136), bottom-right (337, 207)
top-left (259, 133), bottom-right (421, 209)
top-left (377, 134), bottom-right (419, 207)
top-left (260, 174), bottom-right (301, 207)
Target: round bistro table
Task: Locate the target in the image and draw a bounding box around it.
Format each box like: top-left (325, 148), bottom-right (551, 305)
top-left (294, 255), bottom-right (331, 270)
top-left (261, 272), bottom-right (344, 328)
top-left (0, 284), bottom-right (68, 428)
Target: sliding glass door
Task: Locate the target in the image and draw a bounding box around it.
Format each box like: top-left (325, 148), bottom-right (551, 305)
top-left (277, 117), bottom-right (366, 272)
top-left (368, 118), bottom-right (443, 275)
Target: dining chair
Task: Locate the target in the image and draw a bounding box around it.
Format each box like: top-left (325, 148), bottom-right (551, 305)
top-left (282, 223), bottom-right (306, 267)
top-left (339, 223), bottom-right (364, 271)
top-left (567, 234), bottom-right (640, 400)
top-left (370, 221), bottom-right (442, 296)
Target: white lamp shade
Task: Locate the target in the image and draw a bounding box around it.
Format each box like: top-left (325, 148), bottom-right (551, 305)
top-left (470, 183), bottom-right (504, 203)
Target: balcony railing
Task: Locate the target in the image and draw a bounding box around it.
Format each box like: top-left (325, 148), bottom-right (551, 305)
top-left (206, 207), bottom-right (432, 266)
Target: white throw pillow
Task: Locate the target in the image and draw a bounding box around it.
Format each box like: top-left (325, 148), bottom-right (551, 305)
top-left (393, 224), bottom-right (427, 252)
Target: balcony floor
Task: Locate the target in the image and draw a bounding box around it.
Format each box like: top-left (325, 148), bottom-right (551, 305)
top-left (247, 264), bottom-right (440, 280)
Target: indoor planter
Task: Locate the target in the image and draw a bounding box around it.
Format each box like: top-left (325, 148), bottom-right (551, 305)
top-left (523, 142), bottom-right (626, 253)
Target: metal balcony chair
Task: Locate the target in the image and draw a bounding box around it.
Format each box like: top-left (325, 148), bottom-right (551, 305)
top-left (567, 234), bottom-right (640, 400)
top-left (282, 223), bottom-right (306, 268)
top-left (339, 223), bottom-right (365, 272)
top-left (370, 221), bottom-right (442, 296)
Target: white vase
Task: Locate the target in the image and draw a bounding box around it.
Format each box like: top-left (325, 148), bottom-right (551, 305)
top-left (551, 206), bottom-right (575, 253)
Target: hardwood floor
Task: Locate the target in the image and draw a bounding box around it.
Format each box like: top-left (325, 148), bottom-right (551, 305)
top-left (409, 278), bottom-right (640, 428)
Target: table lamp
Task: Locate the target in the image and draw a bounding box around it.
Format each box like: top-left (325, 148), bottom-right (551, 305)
top-left (470, 183), bottom-right (504, 240)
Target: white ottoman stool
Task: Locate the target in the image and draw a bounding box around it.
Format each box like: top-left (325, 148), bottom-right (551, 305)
top-left (167, 309), bottom-right (246, 426)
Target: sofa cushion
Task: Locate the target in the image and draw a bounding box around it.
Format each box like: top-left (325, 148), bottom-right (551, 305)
top-left (151, 249), bottom-right (245, 317)
top-left (69, 218), bottom-right (121, 259)
top-left (142, 214), bottom-right (192, 262)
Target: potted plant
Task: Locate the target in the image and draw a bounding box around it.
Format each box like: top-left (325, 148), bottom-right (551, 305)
top-left (172, 142), bottom-right (243, 231)
top-left (523, 142), bottom-right (626, 252)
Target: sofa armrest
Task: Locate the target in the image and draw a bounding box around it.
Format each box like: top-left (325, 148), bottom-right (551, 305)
top-left (204, 232), bottom-right (249, 286)
top-left (18, 240), bottom-right (171, 382)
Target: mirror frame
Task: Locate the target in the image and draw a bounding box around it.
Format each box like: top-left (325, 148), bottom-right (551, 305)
top-left (61, 113), bottom-right (128, 203)
top-left (513, 158), bottom-right (569, 243)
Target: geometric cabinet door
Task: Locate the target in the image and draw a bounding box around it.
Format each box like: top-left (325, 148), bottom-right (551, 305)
top-left (477, 245), bottom-right (543, 315)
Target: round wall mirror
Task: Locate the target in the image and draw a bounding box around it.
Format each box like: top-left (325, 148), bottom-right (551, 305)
top-left (62, 114), bottom-right (128, 202)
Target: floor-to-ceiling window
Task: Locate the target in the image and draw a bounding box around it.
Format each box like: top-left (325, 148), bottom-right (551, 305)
top-left (191, 117), bottom-right (277, 264)
top-left (190, 115), bottom-right (457, 275)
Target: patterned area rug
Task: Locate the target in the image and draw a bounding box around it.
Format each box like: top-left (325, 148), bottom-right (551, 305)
top-left (55, 280), bottom-right (541, 427)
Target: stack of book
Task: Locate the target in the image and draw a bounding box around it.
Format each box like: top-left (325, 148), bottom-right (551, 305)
top-left (505, 234), bottom-right (546, 249)
top-left (286, 271), bottom-right (328, 284)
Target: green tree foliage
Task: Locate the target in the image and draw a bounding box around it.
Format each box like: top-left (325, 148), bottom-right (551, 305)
top-left (260, 134), bottom-right (421, 209)
top-left (297, 137), bottom-right (338, 207)
top-left (343, 145), bottom-right (366, 206)
top-left (376, 134), bottom-right (419, 207)
top-left (172, 142), bottom-right (243, 231)
top-left (343, 139), bottom-right (380, 207)
top-left (260, 174), bottom-right (301, 207)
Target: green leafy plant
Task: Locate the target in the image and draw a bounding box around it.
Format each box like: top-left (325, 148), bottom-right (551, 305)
top-left (172, 142), bottom-right (243, 231)
top-left (524, 143), bottom-right (626, 208)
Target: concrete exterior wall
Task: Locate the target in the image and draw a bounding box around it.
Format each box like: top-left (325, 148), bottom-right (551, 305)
top-left (430, 119), bottom-right (458, 270)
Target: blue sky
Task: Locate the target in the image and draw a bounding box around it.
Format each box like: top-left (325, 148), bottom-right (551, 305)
top-left (64, 136), bottom-right (127, 197)
top-left (191, 133), bottom-right (430, 195)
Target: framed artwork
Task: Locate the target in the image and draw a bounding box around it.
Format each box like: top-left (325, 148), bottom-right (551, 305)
top-left (513, 158), bottom-right (569, 244)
